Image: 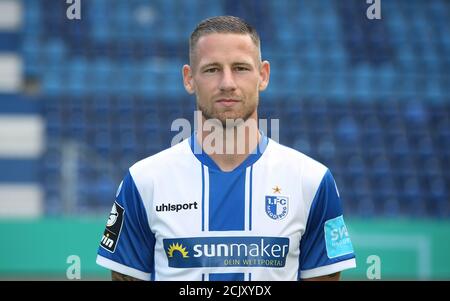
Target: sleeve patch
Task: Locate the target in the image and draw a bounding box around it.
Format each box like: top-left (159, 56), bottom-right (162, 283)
top-left (100, 201), bottom-right (125, 253)
top-left (324, 215), bottom-right (354, 259)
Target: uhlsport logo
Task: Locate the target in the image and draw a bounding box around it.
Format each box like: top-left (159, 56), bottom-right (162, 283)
top-left (265, 195), bottom-right (289, 220)
top-left (155, 201), bottom-right (198, 213)
top-left (163, 237), bottom-right (289, 268)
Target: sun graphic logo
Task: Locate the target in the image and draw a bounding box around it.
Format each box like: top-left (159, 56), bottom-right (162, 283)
top-left (167, 243), bottom-right (189, 258)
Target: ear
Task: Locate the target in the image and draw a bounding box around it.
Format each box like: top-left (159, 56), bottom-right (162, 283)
top-left (258, 60), bottom-right (270, 91)
top-left (182, 64), bottom-right (195, 94)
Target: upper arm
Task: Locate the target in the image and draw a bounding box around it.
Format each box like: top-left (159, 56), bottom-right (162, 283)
top-left (299, 170), bottom-right (356, 279)
top-left (96, 172), bottom-right (155, 280)
top-left (111, 271), bottom-right (142, 281)
top-left (303, 272), bottom-right (340, 281)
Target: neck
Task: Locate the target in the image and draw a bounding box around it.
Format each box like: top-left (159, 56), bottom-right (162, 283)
top-left (196, 112), bottom-right (260, 172)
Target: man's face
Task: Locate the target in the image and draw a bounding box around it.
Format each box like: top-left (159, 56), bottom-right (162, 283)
top-left (183, 33), bottom-right (270, 127)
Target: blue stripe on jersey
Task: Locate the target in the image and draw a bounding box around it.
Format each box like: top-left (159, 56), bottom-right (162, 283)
top-left (189, 133), bottom-right (269, 231)
top-left (209, 273), bottom-right (245, 281)
top-left (209, 168), bottom-right (246, 231)
top-left (298, 170), bottom-right (355, 278)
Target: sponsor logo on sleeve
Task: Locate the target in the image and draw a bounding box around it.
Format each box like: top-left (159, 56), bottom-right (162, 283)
top-left (100, 202), bottom-right (125, 253)
top-left (324, 215), bottom-right (354, 258)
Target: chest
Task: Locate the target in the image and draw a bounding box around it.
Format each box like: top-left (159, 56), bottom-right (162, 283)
top-left (148, 164), bottom-right (308, 239)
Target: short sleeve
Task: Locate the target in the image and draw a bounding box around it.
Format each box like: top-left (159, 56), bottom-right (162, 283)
top-left (299, 170), bottom-right (356, 279)
top-left (96, 171), bottom-right (155, 280)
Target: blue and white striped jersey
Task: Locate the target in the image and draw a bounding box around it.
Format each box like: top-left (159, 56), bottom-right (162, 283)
top-left (96, 134), bottom-right (356, 280)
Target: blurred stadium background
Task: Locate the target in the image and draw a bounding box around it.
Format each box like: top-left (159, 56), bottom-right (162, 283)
top-left (0, 0), bottom-right (449, 280)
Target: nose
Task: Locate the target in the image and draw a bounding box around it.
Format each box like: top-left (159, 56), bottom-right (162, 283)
top-left (219, 68), bottom-right (237, 92)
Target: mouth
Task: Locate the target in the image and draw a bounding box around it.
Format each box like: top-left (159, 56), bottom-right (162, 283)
top-left (215, 99), bottom-right (240, 107)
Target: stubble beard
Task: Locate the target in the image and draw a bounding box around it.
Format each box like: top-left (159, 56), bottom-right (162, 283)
top-left (197, 97), bottom-right (258, 128)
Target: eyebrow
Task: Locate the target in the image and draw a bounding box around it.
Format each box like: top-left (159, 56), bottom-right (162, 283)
top-left (200, 61), bottom-right (254, 70)
top-left (200, 62), bottom-right (221, 70)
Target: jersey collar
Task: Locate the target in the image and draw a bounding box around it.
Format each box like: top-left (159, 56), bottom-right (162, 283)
top-left (189, 131), bottom-right (269, 172)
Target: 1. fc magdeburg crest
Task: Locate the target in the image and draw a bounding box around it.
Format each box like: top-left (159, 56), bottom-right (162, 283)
top-left (265, 195), bottom-right (289, 220)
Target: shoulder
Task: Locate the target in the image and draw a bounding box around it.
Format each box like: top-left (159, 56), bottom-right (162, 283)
top-left (130, 138), bottom-right (190, 172)
top-left (127, 138), bottom-right (193, 187)
top-left (265, 138), bottom-right (328, 181)
top-left (264, 139), bottom-right (330, 200)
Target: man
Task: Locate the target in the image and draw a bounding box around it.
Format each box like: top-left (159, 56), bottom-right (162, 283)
top-left (96, 16), bottom-right (356, 281)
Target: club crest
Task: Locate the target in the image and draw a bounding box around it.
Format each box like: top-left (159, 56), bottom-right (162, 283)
top-left (265, 195), bottom-right (289, 220)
